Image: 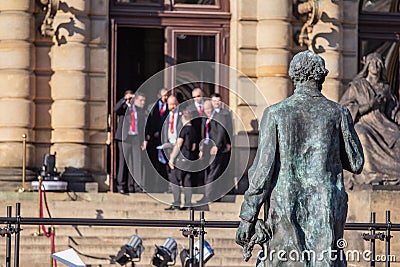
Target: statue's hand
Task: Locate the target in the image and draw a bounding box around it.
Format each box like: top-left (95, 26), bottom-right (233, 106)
top-left (252, 219), bottom-right (271, 245)
top-left (236, 219), bottom-right (254, 247)
top-left (371, 94), bottom-right (385, 110)
top-left (239, 219), bottom-right (271, 262)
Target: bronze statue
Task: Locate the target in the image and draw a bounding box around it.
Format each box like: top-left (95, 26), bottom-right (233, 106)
top-left (236, 50), bottom-right (364, 266)
top-left (340, 52), bottom-right (400, 186)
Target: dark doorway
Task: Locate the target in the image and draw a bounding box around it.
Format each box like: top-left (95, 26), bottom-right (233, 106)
top-left (111, 27), bottom-right (164, 191)
top-left (116, 27), bottom-right (164, 99)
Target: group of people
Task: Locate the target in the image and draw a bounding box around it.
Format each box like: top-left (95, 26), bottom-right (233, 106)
top-left (114, 87), bottom-right (233, 210)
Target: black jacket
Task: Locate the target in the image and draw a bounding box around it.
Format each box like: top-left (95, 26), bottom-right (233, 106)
top-left (114, 97), bottom-right (145, 143)
top-left (201, 111), bottom-right (226, 151)
top-left (145, 100), bottom-right (169, 143)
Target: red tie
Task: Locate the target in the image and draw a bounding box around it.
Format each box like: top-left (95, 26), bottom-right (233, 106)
top-left (205, 117), bottom-right (211, 137)
top-left (130, 106), bottom-right (136, 133)
top-left (170, 112), bottom-right (175, 134)
top-left (198, 105), bottom-right (202, 116)
top-left (160, 103), bottom-right (165, 117)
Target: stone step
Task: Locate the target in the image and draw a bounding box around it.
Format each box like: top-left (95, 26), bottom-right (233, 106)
top-left (0, 236), bottom-right (240, 249)
top-left (10, 208), bottom-right (239, 220)
top-left (0, 192), bottom-right (244, 208)
top-left (0, 194), bottom-right (244, 219)
top-left (12, 225), bottom-right (238, 240)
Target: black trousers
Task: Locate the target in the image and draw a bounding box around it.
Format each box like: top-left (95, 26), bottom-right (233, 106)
top-left (203, 152), bottom-right (224, 201)
top-left (168, 161), bottom-right (192, 207)
top-left (117, 135), bottom-right (143, 192)
top-left (146, 139), bottom-right (168, 192)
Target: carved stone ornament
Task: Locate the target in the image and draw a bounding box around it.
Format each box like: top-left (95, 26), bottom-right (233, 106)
top-left (296, 0), bottom-right (321, 47)
top-left (38, 0), bottom-right (60, 37)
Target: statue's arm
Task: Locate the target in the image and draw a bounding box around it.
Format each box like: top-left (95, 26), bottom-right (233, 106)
top-left (236, 109), bottom-right (277, 245)
top-left (340, 107), bottom-right (364, 174)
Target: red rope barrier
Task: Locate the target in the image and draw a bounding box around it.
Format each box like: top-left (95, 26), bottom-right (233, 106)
top-left (39, 183), bottom-right (57, 267)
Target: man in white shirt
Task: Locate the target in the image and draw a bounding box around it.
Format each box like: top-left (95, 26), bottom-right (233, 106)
top-left (161, 96), bottom-right (183, 194)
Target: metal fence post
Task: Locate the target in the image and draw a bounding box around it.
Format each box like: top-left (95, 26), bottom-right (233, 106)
top-left (199, 211), bottom-right (205, 267)
top-left (6, 206), bottom-right (12, 267)
top-left (14, 203), bottom-right (21, 267)
top-left (189, 210), bottom-right (194, 267)
top-left (370, 212), bottom-right (376, 267)
top-left (386, 211), bottom-right (391, 267)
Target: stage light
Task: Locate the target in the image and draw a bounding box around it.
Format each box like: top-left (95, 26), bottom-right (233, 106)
top-left (180, 240), bottom-right (214, 267)
top-left (151, 237), bottom-right (178, 267)
top-left (111, 234), bottom-right (144, 266)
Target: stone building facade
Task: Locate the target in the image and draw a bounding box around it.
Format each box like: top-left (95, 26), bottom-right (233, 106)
top-left (0, 0), bottom-right (398, 191)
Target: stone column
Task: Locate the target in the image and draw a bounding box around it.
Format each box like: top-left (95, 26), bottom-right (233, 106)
top-left (256, 0), bottom-right (292, 108)
top-left (87, 0), bottom-right (109, 191)
top-left (0, 0), bottom-right (35, 168)
top-left (49, 0), bottom-right (91, 169)
top-left (233, 0), bottom-right (259, 131)
top-left (308, 0), bottom-right (344, 101)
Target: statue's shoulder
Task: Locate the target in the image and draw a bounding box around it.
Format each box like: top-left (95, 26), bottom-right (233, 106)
top-left (263, 101), bottom-right (287, 115)
top-left (349, 76), bottom-right (366, 88)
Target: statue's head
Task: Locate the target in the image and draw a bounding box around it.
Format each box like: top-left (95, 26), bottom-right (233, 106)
top-left (358, 52), bottom-right (387, 81)
top-left (288, 50), bottom-right (329, 89)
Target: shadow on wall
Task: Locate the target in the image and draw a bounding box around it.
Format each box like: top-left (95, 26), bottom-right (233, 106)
top-left (311, 12), bottom-right (340, 54)
top-left (54, 1), bottom-right (87, 46)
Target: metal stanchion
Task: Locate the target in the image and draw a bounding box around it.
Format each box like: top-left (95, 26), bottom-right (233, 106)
top-left (33, 176), bottom-right (43, 237)
top-left (14, 203), bottom-right (21, 267)
top-left (370, 212), bottom-right (376, 267)
top-left (50, 225), bottom-right (55, 267)
top-left (18, 134), bottom-right (27, 192)
top-left (386, 211), bottom-right (391, 267)
top-left (6, 206), bottom-right (12, 267)
top-left (199, 211), bottom-right (205, 267)
top-left (189, 210), bottom-right (194, 267)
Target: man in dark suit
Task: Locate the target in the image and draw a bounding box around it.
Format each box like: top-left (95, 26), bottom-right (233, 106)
top-left (198, 100), bottom-right (227, 203)
top-left (188, 88), bottom-right (206, 187)
top-left (114, 91), bottom-right (147, 193)
top-left (211, 93), bottom-right (233, 162)
top-left (211, 93), bottom-right (233, 193)
top-left (189, 88), bottom-right (205, 144)
top-left (145, 88), bottom-right (169, 190)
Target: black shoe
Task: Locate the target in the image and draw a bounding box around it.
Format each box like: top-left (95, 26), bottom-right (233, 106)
top-left (165, 205), bottom-right (180, 211)
top-left (119, 189), bottom-right (127, 194)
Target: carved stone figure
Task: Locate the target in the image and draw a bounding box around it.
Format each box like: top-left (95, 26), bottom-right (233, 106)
top-left (236, 50), bottom-right (364, 266)
top-left (340, 52), bottom-right (400, 186)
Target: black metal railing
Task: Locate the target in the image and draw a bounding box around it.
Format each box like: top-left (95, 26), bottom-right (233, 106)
top-left (0, 203), bottom-right (399, 267)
